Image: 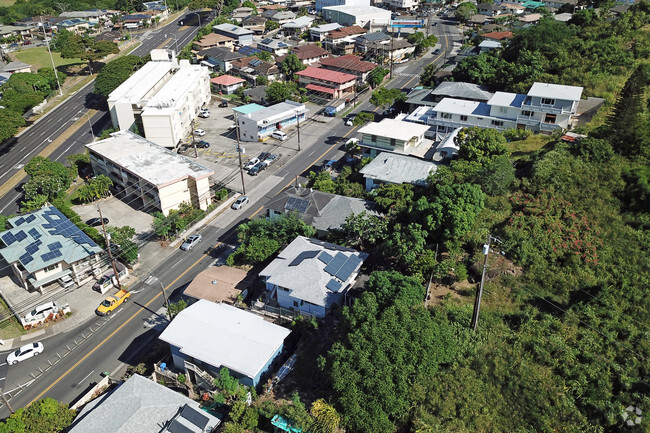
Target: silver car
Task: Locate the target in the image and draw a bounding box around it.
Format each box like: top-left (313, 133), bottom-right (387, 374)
top-left (181, 234), bottom-right (202, 251)
top-left (231, 196), bottom-right (249, 210)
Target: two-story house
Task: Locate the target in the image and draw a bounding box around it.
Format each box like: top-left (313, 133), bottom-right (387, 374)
top-left (319, 54), bottom-right (377, 84)
top-left (323, 25), bottom-right (366, 54)
top-left (296, 66), bottom-right (356, 99)
top-left (358, 117), bottom-right (433, 158)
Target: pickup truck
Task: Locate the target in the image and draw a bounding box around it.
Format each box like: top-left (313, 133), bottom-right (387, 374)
top-left (95, 289), bottom-right (130, 316)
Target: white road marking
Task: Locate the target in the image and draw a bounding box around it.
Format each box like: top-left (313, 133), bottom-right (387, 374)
top-left (77, 370), bottom-right (95, 386)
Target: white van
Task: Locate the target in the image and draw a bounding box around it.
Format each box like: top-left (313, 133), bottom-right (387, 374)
top-left (271, 131), bottom-right (287, 141)
top-left (24, 302), bottom-right (59, 322)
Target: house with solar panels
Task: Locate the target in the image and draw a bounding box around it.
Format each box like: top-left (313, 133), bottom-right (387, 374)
top-left (0, 207), bottom-right (103, 292)
top-left (259, 236), bottom-right (367, 317)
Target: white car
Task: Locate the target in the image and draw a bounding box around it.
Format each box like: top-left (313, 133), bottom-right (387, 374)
top-left (271, 131), bottom-right (287, 141)
top-left (59, 275), bottom-right (74, 288)
top-left (244, 158), bottom-right (260, 170)
top-left (198, 109), bottom-right (210, 118)
top-left (180, 234), bottom-right (202, 251)
top-left (345, 116), bottom-right (355, 126)
top-left (231, 195), bottom-right (249, 210)
top-left (194, 129), bottom-right (206, 136)
top-left (24, 302), bottom-right (58, 322)
top-left (7, 342), bottom-right (44, 365)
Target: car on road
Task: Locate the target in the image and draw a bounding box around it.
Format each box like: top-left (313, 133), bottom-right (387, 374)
top-left (181, 234), bottom-right (202, 251)
top-left (86, 217), bottom-right (108, 227)
top-left (248, 162), bottom-right (265, 176)
top-left (345, 116), bottom-right (355, 126)
top-left (198, 109), bottom-right (210, 118)
top-left (7, 342), bottom-right (44, 365)
top-left (271, 131), bottom-right (287, 141)
top-left (219, 100), bottom-right (228, 107)
top-left (196, 140), bottom-right (210, 148)
top-left (95, 289), bottom-right (131, 316)
top-left (194, 129), bottom-right (206, 136)
top-left (244, 157), bottom-right (260, 170)
top-left (231, 195), bottom-right (250, 209)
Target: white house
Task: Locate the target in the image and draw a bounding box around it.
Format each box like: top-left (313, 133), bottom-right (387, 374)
top-left (159, 300), bottom-right (291, 387)
top-left (213, 23), bottom-right (254, 45)
top-left (388, 0), bottom-right (419, 11)
top-left (257, 37), bottom-right (293, 56)
top-left (322, 5), bottom-right (391, 27)
top-left (315, 0), bottom-right (369, 12)
top-left (87, 131), bottom-right (214, 215)
top-left (358, 117), bottom-right (432, 158)
top-left (360, 152), bottom-right (437, 191)
top-left (237, 100), bottom-right (308, 141)
top-left (259, 236), bottom-right (368, 317)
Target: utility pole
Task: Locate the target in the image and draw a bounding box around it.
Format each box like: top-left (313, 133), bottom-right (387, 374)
top-left (159, 279), bottom-right (172, 318)
top-left (471, 234), bottom-right (494, 331)
top-left (40, 16), bottom-right (62, 96)
top-left (191, 122), bottom-right (198, 158)
top-left (295, 110), bottom-right (301, 151)
top-left (0, 388), bottom-right (14, 414)
top-left (234, 113), bottom-right (246, 195)
top-left (98, 205), bottom-right (122, 290)
top-left (389, 23), bottom-right (394, 79)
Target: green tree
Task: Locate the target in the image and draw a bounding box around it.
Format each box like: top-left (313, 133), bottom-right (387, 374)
top-left (94, 55), bottom-right (145, 97)
top-left (333, 211), bottom-right (388, 251)
top-left (352, 111), bottom-right (374, 126)
top-left (310, 399), bottom-right (341, 433)
top-left (60, 35), bottom-right (119, 74)
top-left (455, 2), bottom-right (477, 22)
top-left (456, 127), bottom-right (509, 165)
top-left (242, 0), bottom-right (257, 12)
top-left (429, 183), bottom-right (486, 242)
top-left (308, 170), bottom-right (337, 193)
top-left (0, 397), bottom-right (75, 433)
top-left (167, 299), bottom-right (188, 317)
top-left (373, 183), bottom-right (414, 215)
top-left (265, 81), bottom-right (297, 104)
top-left (369, 87), bottom-right (406, 108)
top-left (22, 156), bottom-right (75, 205)
top-left (419, 63), bottom-right (438, 87)
top-left (0, 108), bottom-right (26, 142)
top-left (280, 53), bottom-right (307, 78)
top-left (107, 225), bottom-right (138, 264)
top-left (384, 222), bottom-right (428, 269)
top-left (254, 50), bottom-right (273, 61)
top-left (265, 20), bottom-right (279, 32)
top-left (367, 66), bottom-right (389, 87)
top-left (365, 270), bottom-right (425, 309)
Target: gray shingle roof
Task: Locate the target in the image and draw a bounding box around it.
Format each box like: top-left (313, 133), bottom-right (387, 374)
top-left (360, 152), bottom-right (436, 187)
top-left (431, 81), bottom-right (494, 101)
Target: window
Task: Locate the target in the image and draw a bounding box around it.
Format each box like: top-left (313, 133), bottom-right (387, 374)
top-left (499, 106), bottom-right (508, 113)
top-left (460, 115), bottom-right (468, 121)
top-left (293, 300), bottom-right (299, 307)
top-left (441, 112), bottom-right (452, 119)
top-left (541, 97), bottom-right (555, 105)
top-left (390, 138), bottom-right (396, 147)
top-left (544, 113), bottom-right (556, 124)
top-left (521, 110), bottom-right (533, 117)
top-left (491, 120), bottom-right (504, 126)
top-left (371, 135), bottom-right (377, 142)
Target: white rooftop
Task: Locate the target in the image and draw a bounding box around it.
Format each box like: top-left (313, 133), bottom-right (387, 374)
top-left (247, 100), bottom-right (307, 123)
top-left (107, 61), bottom-right (173, 103)
top-left (322, 4), bottom-right (390, 16)
top-left (487, 91), bottom-right (526, 108)
top-left (159, 301), bottom-right (291, 379)
top-left (86, 131), bottom-right (213, 187)
top-left (360, 152), bottom-right (436, 186)
top-left (358, 118), bottom-right (430, 142)
top-left (213, 23), bottom-right (253, 35)
top-left (434, 98), bottom-right (491, 116)
top-left (142, 65), bottom-right (207, 115)
top-left (528, 82), bottom-right (583, 101)
top-left (478, 40), bottom-right (501, 49)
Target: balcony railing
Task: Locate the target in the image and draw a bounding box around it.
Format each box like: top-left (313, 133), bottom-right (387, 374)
top-left (516, 115), bottom-right (540, 125)
top-left (521, 101), bottom-right (574, 115)
top-left (540, 122), bottom-right (561, 131)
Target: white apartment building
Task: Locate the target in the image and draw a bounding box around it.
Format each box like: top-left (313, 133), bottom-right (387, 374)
top-left (237, 101), bottom-right (308, 142)
top-left (358, 117), bottom-right (432, 158)
top-left (87, 131), bottom-right (214, 215)
top-left (315, 0), bottom-right (369, 12)
top-left (388, 0), bottom-right (419, 11)
top-left (141, 65), bottom-right (210, 148)
top-left (406, 82), bottom-right (584, 135)
top-left (322, 5), bottom-right (391, 26)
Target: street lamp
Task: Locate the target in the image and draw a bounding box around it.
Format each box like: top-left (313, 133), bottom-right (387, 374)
top-left (164, 33), bottom-right (179, 54)
top-left (83, 112), bottom-right (95, 141)
top-left (145, 274), bottom-right (172, 318)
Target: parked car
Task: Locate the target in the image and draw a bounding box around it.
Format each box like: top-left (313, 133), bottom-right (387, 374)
top-left (59, 275), bottom-right (75, 289)
top-left (322, 159), bottom-right (339, 172)
top-left (24, 302), bottom-right (59, 322)
top-left (231, 195), bottom-right (249, 210)
top-left (219, 100), bottom-right (228, 107)
top-left (95, 289), bottom-right (131, 316)
top-left (244, 157), bottom-right (260, 170)
top-left (22, 40), bottom-right (32, 46)
top-left (196, 140), bottom-right (210, 148)
top-left (7, 342), bottom-right (44, 365)
top-left (271, 131), bottom-right (287, 141)
top-left (193, 129), bottom-right (206, 136)
top-left (263, 154), bottom-right (279, 167)
top-left (198, 109), bottom-right (210, 118)
top-left (86, 217), bottom-right (108, 227)
top-left (181, 234), bottom-right (202, 251)
top-left (257, 152), bottom-right (270, 161)
top-left (248, 162), bottom-right (265, 176)
top-left (93, 272), bottom-right (115, 294)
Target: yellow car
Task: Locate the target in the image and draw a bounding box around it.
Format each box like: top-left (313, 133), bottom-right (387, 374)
top-left (96, 289), bottom-right (131, 316)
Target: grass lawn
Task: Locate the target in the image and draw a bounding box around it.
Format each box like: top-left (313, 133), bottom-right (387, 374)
top-left (507, 133), bottom-right (553, 159)
top-left (0, 0), bottom-right (14, 6)
top-left (13, 46), bottom-right (83, 71)
top-left (0, 297), bottom-right (27, 340)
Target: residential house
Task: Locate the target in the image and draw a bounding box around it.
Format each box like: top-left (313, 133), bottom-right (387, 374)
top-left (183, 266), bottom-right (252, 304)
top-left (213, 23), bottom-right (254, 45)
top-left (319, 54), bottom-right (377, 83)
top-left (468, 14), bottom-right (490, 27)
top-left (406, 82), bottom-right (494, 111)
top-left (240, 15), bottom-right (267, 33)
top-left (257, 37), bottom-right (293, 56)
top-left (322, 5), bottom-right (391, 27)
top-left (309, 22), bottom-right (343, 41)
top-left (407, 82), bottom-right (584, 135)
top-left (359, 152), bottom-right (437, 191)
top-left (236, 100), bottom-right (307, 141)
top-left (87, 131), bottom-right (214, 215)
top-left (244, 86), bottom-right (269, 105)
top-left (94, 31), bottom-right (122, 43)
top-left (59, 10), bottom-right (109, 24)
top-left (2, 61), bottom-right (32, 74)
top-left (554, 12), bottom-right (573, 22)
top-left (269, 10), bottom-right (297, 24)
top-left (432, 127), bottom-right (461, 162)
top-left (159, 300), bottom-right (291, 387)
top-left (52, 17), bottom-right (91, 34)
top-left (477, 3), bottom-right (502, 16)
top-left (232, 6), bottom-right (255, 20)
top-left (120, 14), bottom-right (153, 29)
top-left (0, 207), bottom-right (103, 292)
top-left (230, 56), bottom-right (281, 84)
top-left (480, 30), bottom-right (514, 41)
top-left (498, 2), bottom-right (525, 14)
top-left (199, 47), bottom-right (245, 72)
top-left (259, 236), bottom-right (368, 317)
top-left (354, 31), bottom-right (390, 53)
top-left (193, 32), bottom-right (235, 51)
top-left (210, 75), bottom-right (246, 94)
top-left (281, 16), bottom-right (314, 35)
top-left (285, 44), bottom-right (331, 65)
top-left (358, 117), bottom-right (433, 158)
top-left (68, 374), bottom-right (221, 433)
top-left (479, 40), bottom-right (502, 52)
top-left (0, 24), bottom-right (34, 40)
top-left (296, 66), bottom-right (356, 99)
top-left (323, 25), bottom-right (366, 54)
top-left (265, 186), bottom-right (381, 236)
top-left (519, 12), bottom-right (542, 23)
top-left (545, 0), bottom-right (578, 8)
top-left (366, 37), bottom-right (414, 62)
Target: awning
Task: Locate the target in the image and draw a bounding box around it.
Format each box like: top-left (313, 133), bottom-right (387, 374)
top-left (305, 83), bottom-right (336, 95)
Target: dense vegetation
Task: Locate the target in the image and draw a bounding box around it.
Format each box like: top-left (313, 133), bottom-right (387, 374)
top-left (0, 398), bottom-right (75, 433)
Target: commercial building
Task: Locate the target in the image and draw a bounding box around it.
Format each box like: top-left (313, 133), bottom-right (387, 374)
top-left (0, 207), bottom-right (103, 292)
top-left (322, 5), bottom-right (391, 27)
top-left (315, 0), bottom-right (369, 11)
top-left (236, 100), bottom-right (307, 141)
top-left (213, 23), bottom-right (254, 45)
top-left (360, 152), bottom-right (437, 191)
top-left (358, 117), bottom-right (432, 158)
top-left (140, 65), bottom-right (210, 148)
top-left (87, 131), bottom-right (214, 216)
top-left (296, 66), bottom-right (356, 99)
top-left (388, 0), bottom-right (419, 10)
top-left (159, 300), bottom-right (291, 387)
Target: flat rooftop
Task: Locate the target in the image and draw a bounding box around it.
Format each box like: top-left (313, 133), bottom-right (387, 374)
top-left (142, 65), bottom-right (207, 116)
top-left (322, 4), bottom-right (390, 15)
top-left (107, 61), bottom-right (173, 103)
top-left (86, 131), bottom-right (214, 188)
top-left (247, 100), bottom-right (307, 122)
top-left (358, 118), bottom-right (430, 142)
top-left (433, 98), bottom-right (491, 117)
top-left (528, 82), bottom-right (583, 101)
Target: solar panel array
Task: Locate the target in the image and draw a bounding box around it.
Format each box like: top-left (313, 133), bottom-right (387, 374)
top-left (318, 251), bottom-right (333, 264)
top-left (239, 46), bottom-right (262, 55)
top-left (326, 279), bottom-right (342, 292)
top-left (278, 42), bottom-right (288, 48)
top-left (324, 252), bottom-right (362, 282)
top-left (261, 38), bottom-right (272, 44)
top-left (180, 404), bottom-right (210, 430)
top-left (289, 250), bottom-right (319, 266)
top-left (28, 228), bottom-right (41, 239)
top-left (285, 197), bottom-right (310, 213)
top-left (25, 215), bottom-right (36, 223)
top-left (249, 58), bottom-right (262, 67)
top-left (1, 232), bottom-right (16, 245)
top-left (41, 207), bottom-right (96, 249)
top-left (15, 230), bottom-right (27, 242)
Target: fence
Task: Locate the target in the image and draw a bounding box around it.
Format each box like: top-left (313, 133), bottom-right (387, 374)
top-left (250, 301), bottom-right (315, 321)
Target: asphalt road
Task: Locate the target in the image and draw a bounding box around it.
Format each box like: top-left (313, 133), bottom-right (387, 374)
top-left (0, 16), bottom-right (459, 417)
top-left (0, 13), bottom-right (204, 215)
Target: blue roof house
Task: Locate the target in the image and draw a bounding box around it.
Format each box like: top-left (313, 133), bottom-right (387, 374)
top-left (0, 207), bottom-right (103, 292)
top-left (259, 236), bottom-right (367, 318)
